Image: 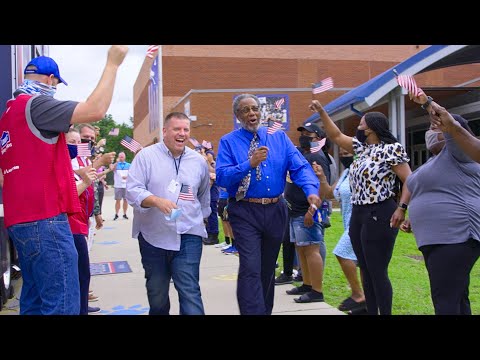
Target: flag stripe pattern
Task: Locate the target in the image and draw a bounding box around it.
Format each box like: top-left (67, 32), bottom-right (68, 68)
top-left (396, 74), bottom-right (420, 97)
top-left (108, 128), bottom-right (119, 136)
top-left (310, 138), bottom-right (326, 153)
top-left (312, 77), bottom-right (334, 94)
top-left (77, 143), bottom-right (91, 157)
top-left (178, 184), bottom-right (195, 201)
top-left (275, 98), bottom-right (285, 109)
top-left (120, 135), bottom-right (142, 153)
top-left (189, 137), bottom-right (200, 147)
top-left (146, 45), bottom-right (160, 59)
top-left (267, 119), bottom-right (283, 135)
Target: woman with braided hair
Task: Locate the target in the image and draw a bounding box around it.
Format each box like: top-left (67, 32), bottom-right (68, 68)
top-left (309, 100), bottom-right (412, 315)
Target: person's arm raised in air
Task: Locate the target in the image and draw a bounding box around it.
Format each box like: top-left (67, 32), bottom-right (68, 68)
top-left (70, 45), bottom-right (129, 124)
top-left (309, 100), bottom-right (354, 154)
top-left (430, 102), bottom-right (480, 163)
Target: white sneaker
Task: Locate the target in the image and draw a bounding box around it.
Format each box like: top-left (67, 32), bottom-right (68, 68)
top-left (214, 241), bottom-right (227, 248)
top-left (221, 245), bottom-right (232, 251)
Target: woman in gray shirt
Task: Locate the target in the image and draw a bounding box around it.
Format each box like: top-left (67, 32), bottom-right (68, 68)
top-left (402, 111), bottom-right (480, 315)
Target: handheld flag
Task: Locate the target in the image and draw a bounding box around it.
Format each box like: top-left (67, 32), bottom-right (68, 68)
top-left (108, 128), bottom-right (119, 136)
top-left (202, 140), bottom-right (212, 150)
top-left (77, 143), bottom-right (91, 158)
top-left (146, 45), bottom-right (160, 59)
top-left (394, 70), bottom-right (421, 97)
top-left (189, 137), bottom-right (200, 147)
top-left (178, 184), bottom-right (195, 201)
top-left (267, 119), bottom-right (283, 135)
top-left (120, 135), bottom-right (142, 153)
top-left (310, 138), bottom-right (327, 153)
top-left (312, 77), bottom-right (334, 94)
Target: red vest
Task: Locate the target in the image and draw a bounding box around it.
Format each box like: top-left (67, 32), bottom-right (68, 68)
top-left (68, 157), bottom-right (95, 235)
top-left (0, 94), bottom-right (81, 228)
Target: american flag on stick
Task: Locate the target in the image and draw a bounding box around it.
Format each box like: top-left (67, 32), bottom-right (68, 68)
top-left (77, 143), bottom-right (91, 158)
top-left (312, 77), bottom-right (334, 94)
top-left (120, 135), bottom-right (142, 153)
top-left (275, 98), bottom-right (285, 109)
top-left (146, 45), bottom-right (160, 59)
top-left (395, 72), bottom-right (421, 97)
top-left (189, 137), bottom-right (200, 147)
top-left (108, 128), bottom-right (119, 136)
top-left (202, 140), bottom-right (212, 150)
top-left (267, 119), bottom-right (283, 135)
top-left (178, 184), bottom-right (195, 201)
top-left (310, 138), bottom-right (327, 153)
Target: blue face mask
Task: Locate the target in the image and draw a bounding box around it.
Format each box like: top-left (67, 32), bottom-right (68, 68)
top-left (164, 208), bottom-right (183, 221)
top-left (67, 143), bottom-right (78, 159)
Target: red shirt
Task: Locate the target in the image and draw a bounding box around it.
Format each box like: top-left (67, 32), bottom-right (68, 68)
top-left (0, 94), bottom-right (80, 228)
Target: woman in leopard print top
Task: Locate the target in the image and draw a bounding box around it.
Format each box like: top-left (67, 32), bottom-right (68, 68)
top-left (309, 100), bottom-right (412, 315)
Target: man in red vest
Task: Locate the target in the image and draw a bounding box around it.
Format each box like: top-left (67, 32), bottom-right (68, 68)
top-left (0, 45), bottom-right (128, 315)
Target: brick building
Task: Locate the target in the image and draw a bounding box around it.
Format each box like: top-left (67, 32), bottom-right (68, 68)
top-left (133, 45), bottom-right (480, 171)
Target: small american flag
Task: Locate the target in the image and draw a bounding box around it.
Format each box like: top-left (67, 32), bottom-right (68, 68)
top-left (189, 137), bottom-right (200, 147)
top-left (275, 98), bottom-right (285, 109)
top-left (178, 184), bottom-right (195, 201)
top-left (202, 140), bottom-right (212, 149)
top-left (312, 77), bottom-right (334, 94)
top-left (267, 119), bottom-right (283, 135)
top-left (77, 143), bottom-right (91, 157)
top-left (310, 138), bottom-right (326, 153)
top-left (146, 45), bottom-right (160, 59)
top-left (108, 128), bottom-right (119, 136)
top-left (120, 135), bottom-right (142, 153)
top-left (396, 74), bottom-right (421, 97)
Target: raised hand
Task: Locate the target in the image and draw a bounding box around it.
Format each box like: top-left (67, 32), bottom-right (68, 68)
top-left (108, 45), bottom-right (129, 67)
top-left (309, 100), bottom-right (324, 113)
top-left (429, 102), bottom-right (457, 133)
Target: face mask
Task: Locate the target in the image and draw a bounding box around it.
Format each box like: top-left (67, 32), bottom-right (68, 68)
top-left (355, 129), bottom-right (367, 143)
top-left (67, 143), bottom-right (78, 159)
top-left (425, 130), bottom-right (445, 151)
top-left (164, 208), bottom-right (183, 221)
top-left (340, 156), bottom-right (353, 168)
top-left (299, 135), bottom-right (315, 149)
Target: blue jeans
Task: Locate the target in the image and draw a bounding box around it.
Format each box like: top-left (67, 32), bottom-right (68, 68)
top-left (290, 216), bottom-right (326, 263)
top-left (138, 233), bottom-right (204, 315)
top-left (8, 213), bottom-right (80, 315)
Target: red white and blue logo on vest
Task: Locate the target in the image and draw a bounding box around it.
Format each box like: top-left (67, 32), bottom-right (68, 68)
top-left (1, 131), bottom-right (12, 154)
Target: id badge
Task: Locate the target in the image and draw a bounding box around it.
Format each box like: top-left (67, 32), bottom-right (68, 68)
top-left (167, 179), bottom-right (178, 193)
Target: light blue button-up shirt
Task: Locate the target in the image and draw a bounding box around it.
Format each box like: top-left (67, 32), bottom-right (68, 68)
top-left (216, 126), bottom-right (319, 199)
top-left (126, 143), bottom-right (211, 251)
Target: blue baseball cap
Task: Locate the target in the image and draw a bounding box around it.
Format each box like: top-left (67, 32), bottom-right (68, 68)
top-left (24, 56), bottom-right (68, 85)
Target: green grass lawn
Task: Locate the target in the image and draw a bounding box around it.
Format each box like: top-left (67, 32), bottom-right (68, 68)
top-left (264, 212), bottom-right (479, 315)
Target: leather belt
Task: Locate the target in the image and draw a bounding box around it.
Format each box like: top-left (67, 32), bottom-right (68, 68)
top-left (240, 196), bottom-right (281, 205)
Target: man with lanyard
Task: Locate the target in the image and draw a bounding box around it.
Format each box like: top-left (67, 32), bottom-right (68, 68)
top-left (113, 152), bottom-right (131, 220)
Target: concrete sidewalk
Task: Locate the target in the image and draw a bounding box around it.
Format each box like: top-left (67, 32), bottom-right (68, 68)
top-left (1, 188), bottom-right (344, 315)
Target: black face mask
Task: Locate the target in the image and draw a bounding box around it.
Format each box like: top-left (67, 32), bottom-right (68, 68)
top-left (299, 135), bottom-right (315, 149)
top-left (340, 156), bottom-right (353, 168)
top-left (355, 129), bottom-right (367, 143)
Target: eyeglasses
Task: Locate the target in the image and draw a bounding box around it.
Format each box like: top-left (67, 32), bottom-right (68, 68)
top-left (239, 106), bottom-right (260, 114)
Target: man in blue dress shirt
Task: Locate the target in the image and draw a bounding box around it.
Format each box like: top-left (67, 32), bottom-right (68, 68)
top-left (216, 94), bottom-right (321, 315)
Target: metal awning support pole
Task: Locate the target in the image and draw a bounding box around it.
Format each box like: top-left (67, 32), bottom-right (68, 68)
top-left (389, 91), bottom-right (398, 139)
top-left (397, 91), bottom-right (406, 146)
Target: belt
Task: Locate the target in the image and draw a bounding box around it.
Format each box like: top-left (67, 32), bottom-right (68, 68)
top-left (240, 196), bottom-right (281, 205)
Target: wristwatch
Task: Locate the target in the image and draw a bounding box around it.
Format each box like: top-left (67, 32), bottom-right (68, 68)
top-left (398, 202), bottom-right (408, 211)
top-left (421, 96), bottom-right (433, 110)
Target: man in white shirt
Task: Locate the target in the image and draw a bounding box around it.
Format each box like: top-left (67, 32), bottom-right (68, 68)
top-left (113, 152), bottom-right (131, 220)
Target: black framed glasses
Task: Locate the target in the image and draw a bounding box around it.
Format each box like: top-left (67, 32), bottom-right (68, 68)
top-left (239, 106), bottom-right (260, 114)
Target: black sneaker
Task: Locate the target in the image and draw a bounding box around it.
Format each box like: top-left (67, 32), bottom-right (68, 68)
top-left (114, 214), bottom-right (119, 220)
top-left (275, 273), bottom-right (293, 285)
top-left (123, 214), bottom-right (128, 219)
top-left (286, 284), bottom-right (311, 295)
top-left (88, 306), bottom-right (101, 314)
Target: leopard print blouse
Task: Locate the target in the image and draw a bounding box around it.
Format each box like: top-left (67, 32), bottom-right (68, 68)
top-left (349, 137), bottom-right (409, 205)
